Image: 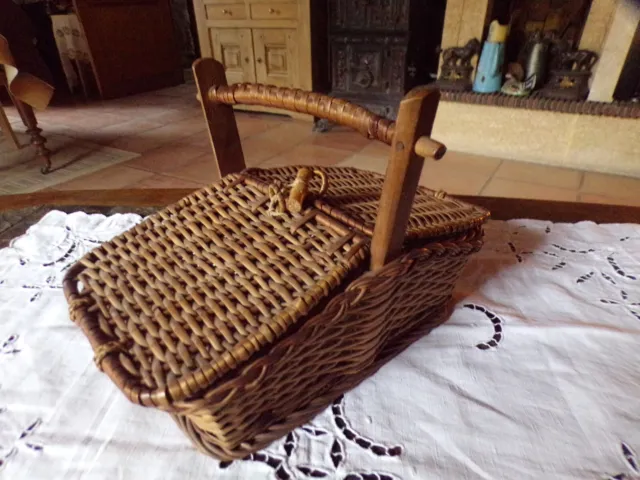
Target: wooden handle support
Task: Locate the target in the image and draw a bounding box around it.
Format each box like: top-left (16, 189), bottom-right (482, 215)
top-left (370, 87), bottom-right (442, 271)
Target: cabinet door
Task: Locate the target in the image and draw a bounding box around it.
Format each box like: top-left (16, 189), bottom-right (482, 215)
top-left (210, 28), bottom-right (256, 84)
top-left (252, 29), bottom-right (298, 87)
top-left (331, 36), bottom-right (407, 95)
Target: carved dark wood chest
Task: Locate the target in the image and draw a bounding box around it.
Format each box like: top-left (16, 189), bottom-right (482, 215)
top-left (327, 0), bottom-right (446, 119)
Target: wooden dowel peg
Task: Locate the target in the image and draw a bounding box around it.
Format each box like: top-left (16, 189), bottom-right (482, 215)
top-left (414, 136), bottom-right (446, 160)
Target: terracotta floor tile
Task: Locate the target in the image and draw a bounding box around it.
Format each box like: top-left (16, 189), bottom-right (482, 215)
top-left (260, 143), bottom-right (352, 168)
top-left (61, 112), bottom-right (129, 130)
top-left (108, 130), bottom-right (170, 153)
top-left (581, 172), bottom-right (640, 199)
top-left (61, 118), bottom-right (164, 145)
top-left (106, 119), bottom-right (204, 153)
top-left (154, 83), bottom-right (197, 98)
top-left (236, 114), bottom-right (282, 139)
top-left (164, 154), bottom-right (221, 184)
top-left (147, 117), bottom-right (206, 139)
top-left (130, 174), bottom-right (205, 190)
top-left (149, 107), bottom-right (202, 124)
top-left (357, 141), bottom-right (391, 160)
top-left (68, 130), bottom-right (122, 147)
top-left (579, 193), bottom-right (640, 208)
top-left (482, 178), bottom-right (578, 202)
top-left (124, 143), bottom-right (210, 173)
top-left (337, 153), bottom-right (388, 175)
top-left (263, 121), bottom-right (314, 146)
top-left (494, 161), bottom-right (583, 189)
top-left (308, 129), bottom-right (373, 152)
top-left (35, 122), bottom-right (78, 138)
top-left (180, 131), bottom-right (212, 149)
top-left (95, 118), bottom-right (164, 137)
top-left (420, 165), bottom-right (491, 195)
top-left (52, 165), bottom-right (155, 191)
top-left (436, 151), bottom-right (503, 176)
top-left (240, 136), bottom-right (295, 166)
top-left (11, 95), bottom-right (640, 207)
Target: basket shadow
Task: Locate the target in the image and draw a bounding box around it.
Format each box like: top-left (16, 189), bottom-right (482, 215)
top-left (451, 223), bottom-right (548, 304)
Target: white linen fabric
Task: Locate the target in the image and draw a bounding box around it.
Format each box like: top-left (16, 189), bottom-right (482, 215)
top-left (0, 211), bottom-right (639, 480)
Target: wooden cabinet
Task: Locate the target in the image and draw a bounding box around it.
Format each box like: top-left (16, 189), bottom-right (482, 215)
top-left (192, 0), bottom-right (313, 117)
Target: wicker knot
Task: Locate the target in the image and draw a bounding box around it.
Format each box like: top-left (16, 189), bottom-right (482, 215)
top-left (68, 296), bottom-right (90, 323)
top-left (286, 168), bottom-right (329, 214)
top-left (93, 341), bottom-right (125, 371)
top-left (434, 190), bottom-right (448, 199)
top-left (267, 181), bottom-right (286, 217)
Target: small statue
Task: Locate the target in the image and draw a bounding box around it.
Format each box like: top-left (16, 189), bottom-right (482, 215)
top-left (540, 42), bottom-right (598, 101)
top-left (523, 30), bottom-right (550, 91)
top-left (435, 38), bottom-right (481, 91)
top-left (501, 73), bottom-right (536, 97)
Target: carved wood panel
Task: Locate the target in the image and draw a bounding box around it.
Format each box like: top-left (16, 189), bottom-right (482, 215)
top-left (326, 0), bottom-right (445, 119)
top-left (328, 0), bottom-right (410, 31)
top-left (331, 37), bottom-right (407, 95)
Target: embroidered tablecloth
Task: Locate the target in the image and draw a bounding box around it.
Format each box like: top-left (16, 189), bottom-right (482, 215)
top-left (0, 211), bottom-right (639, 480)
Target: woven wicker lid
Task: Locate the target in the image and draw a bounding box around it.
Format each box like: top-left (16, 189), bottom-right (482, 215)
top-left (64, 166), bottom-right (488, 407)
top-left (249, 166), bottom-right (488, 239)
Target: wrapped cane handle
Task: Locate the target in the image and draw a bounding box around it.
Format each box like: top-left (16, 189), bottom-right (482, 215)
top-left (207, 83), bottom-right (396, 144)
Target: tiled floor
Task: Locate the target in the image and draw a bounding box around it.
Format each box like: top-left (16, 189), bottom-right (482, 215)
top-left (4, 81), bottom-right (640, 207)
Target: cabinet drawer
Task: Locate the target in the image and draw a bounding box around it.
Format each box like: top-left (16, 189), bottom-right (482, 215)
top-left (250, 3), bottom-right (298, 20)
top-left (206, 4), bottom-right (247, 20)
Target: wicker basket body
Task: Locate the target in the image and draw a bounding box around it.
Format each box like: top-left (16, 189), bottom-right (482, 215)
top-left (64, 165), bottom-right (487, 460)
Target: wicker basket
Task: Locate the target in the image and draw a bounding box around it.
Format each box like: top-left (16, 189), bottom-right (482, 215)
top-left (63, 59), bottom-right (489, 461)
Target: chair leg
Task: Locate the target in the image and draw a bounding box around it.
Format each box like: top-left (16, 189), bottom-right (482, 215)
top-left (0, 103), bottom-right (20, 149)
top-left (13, 99), bottom-right (52, 174)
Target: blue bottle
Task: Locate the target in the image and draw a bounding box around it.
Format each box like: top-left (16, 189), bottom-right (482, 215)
top-left (473, 21), bottom-right (509, 94)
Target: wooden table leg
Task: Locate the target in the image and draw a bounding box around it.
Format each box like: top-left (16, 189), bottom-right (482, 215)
top-left (13, 99), bottom-right (52, 174)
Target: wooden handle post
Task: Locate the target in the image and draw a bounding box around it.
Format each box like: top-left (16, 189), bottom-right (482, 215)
top-left (193, 58), bottom-right (246, 178)
top-left (370, 87), bottom-right (442, 271)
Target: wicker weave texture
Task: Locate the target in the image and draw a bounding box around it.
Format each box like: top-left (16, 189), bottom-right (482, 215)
top-left (65, 172), bottom-right (369, 405)
top-left (171, 229), bottom-right (483, 459)
top-left (248, 166), bottom-right (488, 239)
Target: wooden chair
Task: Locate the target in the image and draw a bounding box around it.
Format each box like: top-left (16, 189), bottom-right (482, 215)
top-left (0, 3), bottom-right (54, 173)
top-left (193, 57), bottom-right (447, 270)
top-left (0, 68), bottom-right (20, 150)
top-left (0, 64), bottom-right (52, 173)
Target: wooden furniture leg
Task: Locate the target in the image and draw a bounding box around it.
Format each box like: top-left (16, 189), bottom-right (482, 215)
top-left (0, 68), bottom-right (20, 149)
top-left (13, 98), bottom-right (52, 174)
top-left (0, 102), bottom-right (20, 149)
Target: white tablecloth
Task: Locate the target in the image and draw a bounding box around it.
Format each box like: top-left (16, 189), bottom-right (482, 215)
top-left (0, 211), bottom-right (639, 479)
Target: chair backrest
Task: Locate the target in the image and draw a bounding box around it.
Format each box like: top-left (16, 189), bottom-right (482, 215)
top-left (193, 57), bottom-right (446, 270)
